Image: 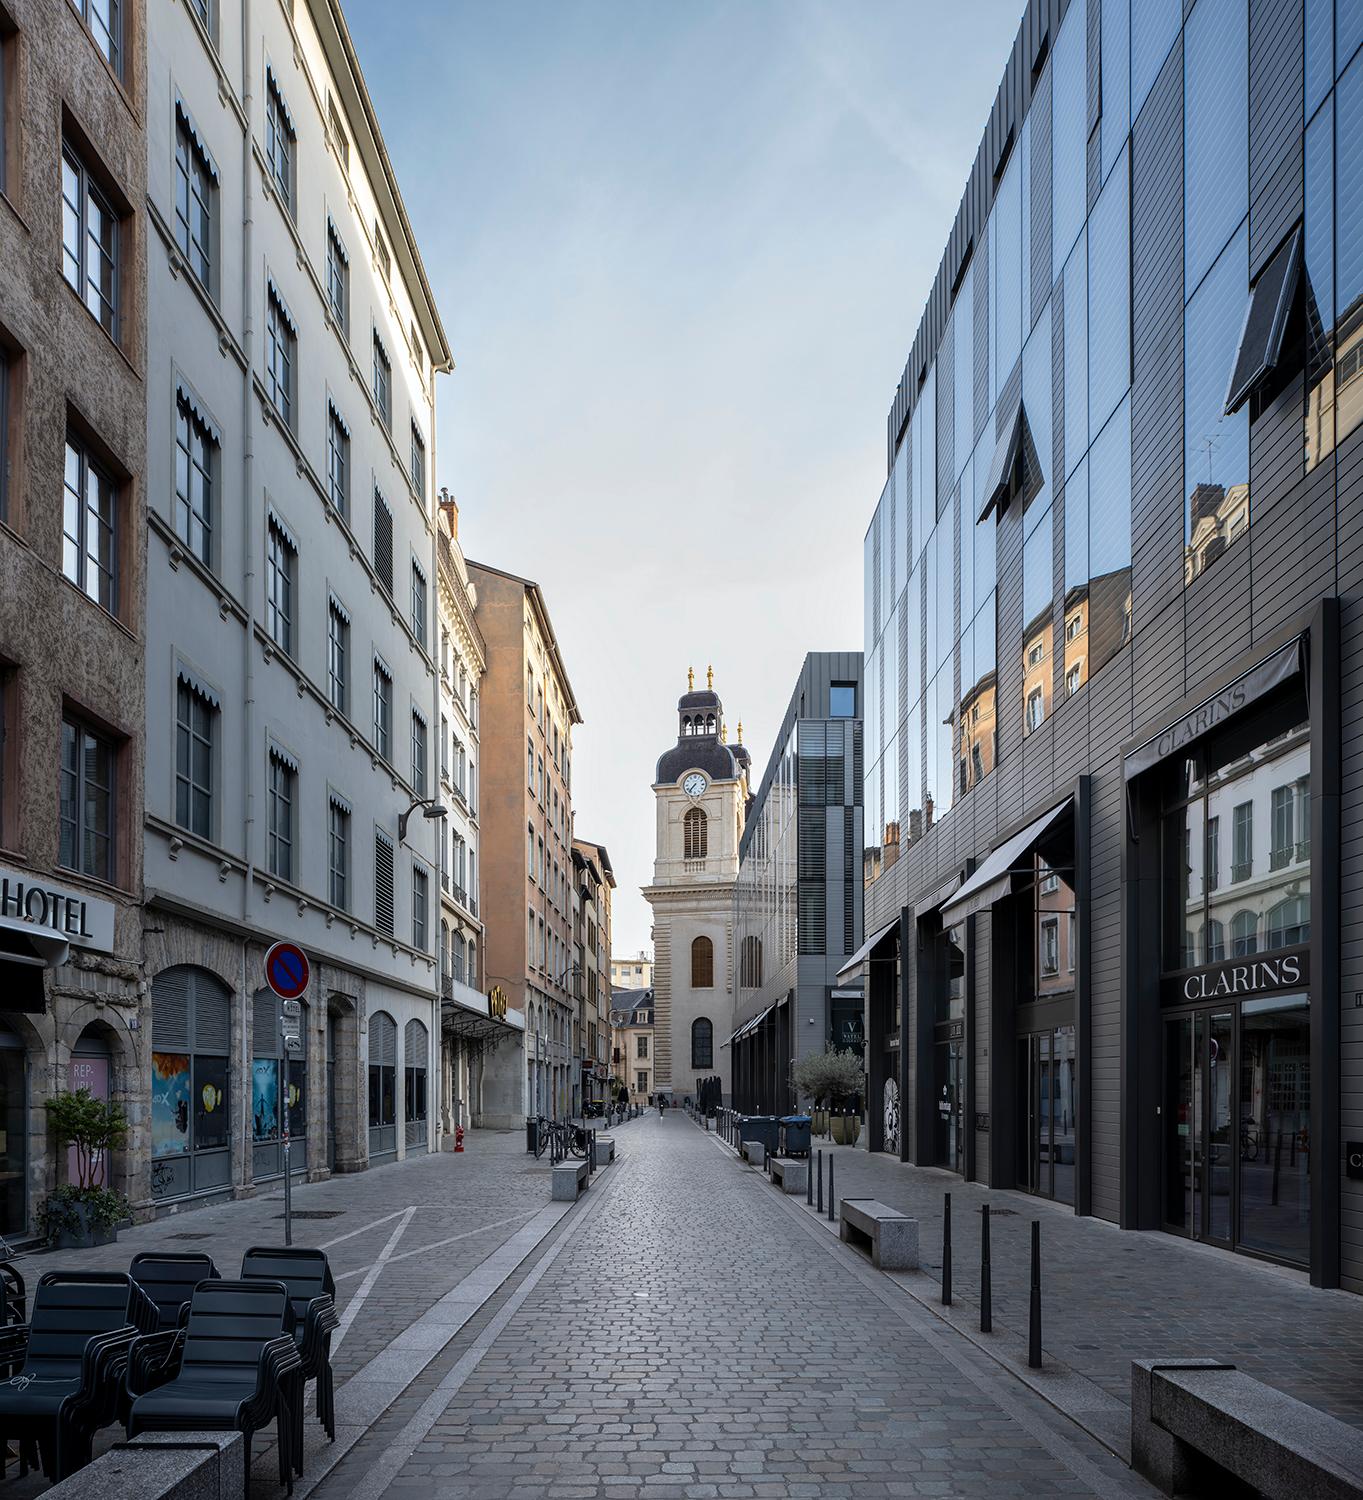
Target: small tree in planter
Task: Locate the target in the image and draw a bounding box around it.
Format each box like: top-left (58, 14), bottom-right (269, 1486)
top-left (791, 1047), bottom-right (863, 1139)
top-left (39, 1088), bottom-right (130, 1249)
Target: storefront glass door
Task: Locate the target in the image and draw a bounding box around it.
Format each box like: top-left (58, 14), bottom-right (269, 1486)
top-left (1018, 1026), bottom-right (1077, 1205)
top-left (1162, 996), bottom-right (1308, 1265)
top-left (933, 1038), bottom-right (963, 1172)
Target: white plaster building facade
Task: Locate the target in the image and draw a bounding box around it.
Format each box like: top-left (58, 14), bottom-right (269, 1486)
top-left (642, 673), bottom-right (750, 1105)
top-left (141, 0), bottom-right (450, 1208)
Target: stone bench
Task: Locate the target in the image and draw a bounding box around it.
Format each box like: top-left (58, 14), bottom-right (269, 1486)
top-left (593, 1135), bottom-right (615, 1164)
top-left (47, 1432), bottom-right (243, 1499)
top-left (1132, 1359), bottom-right (1363, 1499)
top-left (741, 1139), bottom-right (767, 1168)
top-left (838, 1198), bottom-right (919, 1270)
top-left (769, 1156), bottom-right (807, 1195)
top-left (551, 1157), bottom-right (590, 1201)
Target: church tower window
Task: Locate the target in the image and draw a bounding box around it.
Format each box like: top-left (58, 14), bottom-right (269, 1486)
top-left (684, 807), bottom-right (707, 859)
top-left (691, 936), bottom-right (714, 988)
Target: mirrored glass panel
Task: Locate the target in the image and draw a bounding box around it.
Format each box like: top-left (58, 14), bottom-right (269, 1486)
top-left (1184, 0), bottom-right (1248, 294)
top-left (1022, 503), bottom-right (1054, 737)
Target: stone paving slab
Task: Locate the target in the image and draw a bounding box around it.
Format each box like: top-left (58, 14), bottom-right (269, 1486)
top-left (785, 1132), bottom-right (1363, 1433)
top-left (366, 1112), bottom-right (1153, 1499)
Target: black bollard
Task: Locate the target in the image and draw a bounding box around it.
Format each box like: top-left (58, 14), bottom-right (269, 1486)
top-left (1028, 1220), bottom-right (1041, 1368)
top-left (806, 1151), bottom-right (814, 1205)
top-left (827, 1154), bottom-right (836, 1222)
top-left (942, 1193), bottom-right (952, 1306)
top-left (816, 1149), bottom-right (823, 1214)
top-left (980, 1205), bottom-right (992, 1333)
top-left (764, 1142), bottom-right (770, 1173)
top-left (1273, 1126), bottom-right (1284, 1207)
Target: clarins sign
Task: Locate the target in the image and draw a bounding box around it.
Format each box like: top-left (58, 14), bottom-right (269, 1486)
top-left (1179, 951), bottom-right (1308, 1002)
top-left (0, 865), bottom-right (116, 953)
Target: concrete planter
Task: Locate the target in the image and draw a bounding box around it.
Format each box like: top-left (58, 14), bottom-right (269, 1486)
top-left (830, 1113), bottom-right (861, 1145)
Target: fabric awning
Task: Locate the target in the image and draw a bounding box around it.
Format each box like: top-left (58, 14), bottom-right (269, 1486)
top-left (725, 1004), bottom-right (775, 1047)
top-left (835, 918), bottom-right (899, 984)
top-left (939, 797), bottom-right (1072, 926)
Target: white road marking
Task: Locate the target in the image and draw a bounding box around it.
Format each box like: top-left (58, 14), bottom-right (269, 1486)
top-left (317, 1207), bottom-right (414, 1251)
top-left (330, 1210), bottom-right (539, 1282)
top-left (330, 1205), bottom-right (416, 1352)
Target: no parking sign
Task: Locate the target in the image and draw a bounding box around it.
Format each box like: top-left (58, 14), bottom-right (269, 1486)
top-left (264, 941), bottom-right (310, 1001)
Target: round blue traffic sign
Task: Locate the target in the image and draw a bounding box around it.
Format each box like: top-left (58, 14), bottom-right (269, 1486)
top-left (264, 941), bottom-right (310, 1000)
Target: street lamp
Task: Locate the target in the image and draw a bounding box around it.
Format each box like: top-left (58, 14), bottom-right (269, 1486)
top-left (398, 796), bottom-right (447, 845)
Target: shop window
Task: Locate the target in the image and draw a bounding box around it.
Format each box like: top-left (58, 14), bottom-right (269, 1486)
top-left (404, 1018), bottom-right (428, 1149)
top-left (174, 104), bottom-right (216, 291)
top-left (368, 1010), bottom-right (397, 1159)
top-left (151, 967), bottom-right (230, 1201)
top-left (690, 935), bottom-right (713, 988)
top-left (251, 990), bottom-right (304, 1179)
top-left (59, 715), bottom-right (116, 882)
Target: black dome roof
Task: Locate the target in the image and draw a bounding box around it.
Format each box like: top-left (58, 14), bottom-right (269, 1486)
top-left (678, 689), bottom-right (721, 711)
top-left (656, 740), bottom-right (739, 785)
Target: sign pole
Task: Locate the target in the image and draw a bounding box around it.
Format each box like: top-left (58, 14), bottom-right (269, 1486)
top-left (280, 1004), bottom-right (292, 1247)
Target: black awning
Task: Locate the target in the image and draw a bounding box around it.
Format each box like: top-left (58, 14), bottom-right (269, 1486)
top-left (441, 1002), bottom-right (522, 1052)
top-left (0, 952), bottom-right (48, 1014)
top-left (978, 399), bottom-right (1026, 523)
top-left (1225, 228), bottom-right (1301, 414)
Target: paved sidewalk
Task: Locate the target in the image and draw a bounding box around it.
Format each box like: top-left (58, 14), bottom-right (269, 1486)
top-left (366, 1111), bottom-right (1151, 1499)
top-left (774, 1129), bottom-right (1363, 1439)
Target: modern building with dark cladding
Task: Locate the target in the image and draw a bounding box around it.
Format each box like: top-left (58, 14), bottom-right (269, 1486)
top-left (854, 0), bottom-right (1363, 1291)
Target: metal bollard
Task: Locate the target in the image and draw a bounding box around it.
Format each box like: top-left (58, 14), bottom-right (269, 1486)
top-left (806, 1151), bottom-right (814, 1205)
top-left (942, 1193), bottom-right (952, 1306)
top-left (764, 1142), bottom-right (770, 1173)
top-left (1028, 1220), bottom-right (1041, 1368)
top-left (827, 1155), bottom-right (835, 1222)
top-left (816, 1149), bottom-right (823, 1214)
top-left (590, 1129), bottom-right (597, 1173)
top-left (980, 1205), bottom-right (992, 1333)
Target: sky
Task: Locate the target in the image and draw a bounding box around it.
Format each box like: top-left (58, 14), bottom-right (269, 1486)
top-left (344, 0), bottom-right (1023, 957)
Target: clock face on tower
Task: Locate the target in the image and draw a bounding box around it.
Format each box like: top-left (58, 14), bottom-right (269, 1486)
top-left (682, 773), bottom-right (707, 799)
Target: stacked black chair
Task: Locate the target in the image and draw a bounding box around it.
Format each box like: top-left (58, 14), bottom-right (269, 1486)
top-left (0, 1270), bottom-right (156, 1482)
top-left (126, 1251), bottom-right (220, 1398)
top-left (240, 1246), bottom-right (339, 1460)
top-left (126, 1277), bottom-right (302, 1497)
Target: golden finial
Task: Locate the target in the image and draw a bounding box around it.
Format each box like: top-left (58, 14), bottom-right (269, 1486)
top-left (707, 664), bottom-right (714, 690)
top-left (687, 665), bottom-right (695, 691)
top-left (720, 722), bottom-right (727, 743)
top-left (737, 720), bottom-right (744, 744)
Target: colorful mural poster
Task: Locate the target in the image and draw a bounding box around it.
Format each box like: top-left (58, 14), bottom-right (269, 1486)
top-left (151, 1053), bottom-right (191, 1157)
top-left (252, 1058), bottom-right (280, 1141)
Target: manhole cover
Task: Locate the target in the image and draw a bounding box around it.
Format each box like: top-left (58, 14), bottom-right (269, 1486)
top-left (170, 1232), bottom-right (213, 1241)
top-left (274, 1210), bottom-right (343, 1220)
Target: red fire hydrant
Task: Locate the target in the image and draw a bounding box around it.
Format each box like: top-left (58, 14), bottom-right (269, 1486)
top-left (454, 1125), bottom-right (465, 1153)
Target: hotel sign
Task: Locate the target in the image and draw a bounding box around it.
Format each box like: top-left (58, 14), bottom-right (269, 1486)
top-left (0, 865), bottom-right (115, 953)
top-left (1171, 950), bottom-right (1308, 1004)
top-left (488, 985), bottom-right (508, 1020)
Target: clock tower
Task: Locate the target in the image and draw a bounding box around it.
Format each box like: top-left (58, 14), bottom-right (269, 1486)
top-left (642, 668), bottom-right (751, 1104)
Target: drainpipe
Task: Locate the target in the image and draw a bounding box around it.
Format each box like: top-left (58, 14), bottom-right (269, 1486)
top-left (240, 0), bottom-right (258, 1188)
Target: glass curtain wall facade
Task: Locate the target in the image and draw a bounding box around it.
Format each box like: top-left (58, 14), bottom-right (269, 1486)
top-left (861, 0), bottom-right (1363, 1292)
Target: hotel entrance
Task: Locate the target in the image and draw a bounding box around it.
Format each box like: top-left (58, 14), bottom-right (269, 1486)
top-left (1163, 995), bottom-right (1310, 1265)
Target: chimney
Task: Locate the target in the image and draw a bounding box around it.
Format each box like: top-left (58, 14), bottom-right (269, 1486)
top-left (438, 487), bottom-right (459, 539)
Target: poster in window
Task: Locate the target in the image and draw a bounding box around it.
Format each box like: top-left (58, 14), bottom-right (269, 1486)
top-left (252, 1058), bottom-right (280, 1141)
top-left (194, 1056), bottom-right (229, 1151)
top-left (286, 1060), bottom-right (305, 1139)
top-left (151, 1052), bottom-right (191, 1158)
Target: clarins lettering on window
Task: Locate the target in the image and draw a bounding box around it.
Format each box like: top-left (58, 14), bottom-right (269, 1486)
top-left (1180, 952), bottom-right (1305, 1002)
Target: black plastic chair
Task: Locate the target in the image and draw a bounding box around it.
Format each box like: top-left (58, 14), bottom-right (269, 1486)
top-left (0, 1270), bottom-right (156, 1482)
top-left (240, 1246), bottom-right (339, 1459)
top-left (126, 1252), bottom-right (221, 1401)
top-left (126, 1277), bottom-right (301, 1497)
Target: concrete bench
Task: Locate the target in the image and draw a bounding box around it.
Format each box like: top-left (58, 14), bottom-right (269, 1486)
top-left (47, 1432), bottom-right (243, 1499)
top-left (551, 1157), bottom-right (590, 1201)
top-left (769, 1156), bottom-right (807, 1195)
top-left (838, 1198), bottom-right (919, 1270)
top-left (1132, 1359), bottom-right (1363, 1499)
top-left (741, 1139), bottom-right (767, 1167)
top-left (593, 1135), bottom-right (615, 1164)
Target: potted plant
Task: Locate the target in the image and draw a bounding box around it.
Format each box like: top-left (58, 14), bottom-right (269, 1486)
top-left (39, 1088), bottom-right (130, 1249)
top-left (791, 1048), bottom-right (863, 1140)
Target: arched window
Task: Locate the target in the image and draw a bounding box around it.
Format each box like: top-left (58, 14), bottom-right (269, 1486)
top-left (151, 966), bottom-right (231, 1201)
top-left (691, 1017), bottom-right (713, 1069)
top-left (1231, 910), bottom-right (1257, 956)
top-left (740, 935), bottom-right (763, 988)
top-left (683, 807), bottom-right (707, 859)
top-left (706, 714), bottom-right (716, 734)
top-left (691, 935), bottom-right (714, 988)
top-left (368, 1011), bottom-right (398, 1161)
top-left (1204, 918), bottom-right (1225, 963)
top-left (404, 1018), bottom-right (429, 1154)
top-left (1266, 895), bottom-right (1310, 950)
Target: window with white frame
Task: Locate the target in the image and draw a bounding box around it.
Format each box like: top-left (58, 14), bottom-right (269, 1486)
top-left (327, 595), bottom-right (349, 716)
top-left (373, 656), bottom-right (392, 760)
top-left (410, 558), bottom-right (426, 646)
top-left (63, 432), bottom-right (118, 612)
top-left (328, 795), bottom-right (349, 910)
top-left (372, 331), bottom-right (391, 428)
top-left (411, 710), bottom-right (427, 797)
top-left (412, 863), bottom-right (428, 950)
top-left (409, 422), bottom-right (425, 500)
top-left (326, 219), bottom-right (348, 332)
top-left (326, 402), bottom-right (349, 516)
top-left (61, 142), bottom-right (119, 338)
top-left (60, 715), bottom-right (116, 882)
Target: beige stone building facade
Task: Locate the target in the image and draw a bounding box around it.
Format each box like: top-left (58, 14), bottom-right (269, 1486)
top-left (0, 0), bottom-right (149, 1239)
top-left (467, 561), bottom-right (581, 1123)
top-left (610, 950), bottom-right (652, 991)
top-left (609, 989), bottom-right (654, 1104)
top-left (572, 838), bottom-right (613, 1111)
top-left (642, 671), bottom-right (750, 1105)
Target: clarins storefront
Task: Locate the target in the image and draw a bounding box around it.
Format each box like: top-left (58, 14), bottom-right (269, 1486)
top-left (1123, 610), bottom-right (1337, 1284)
